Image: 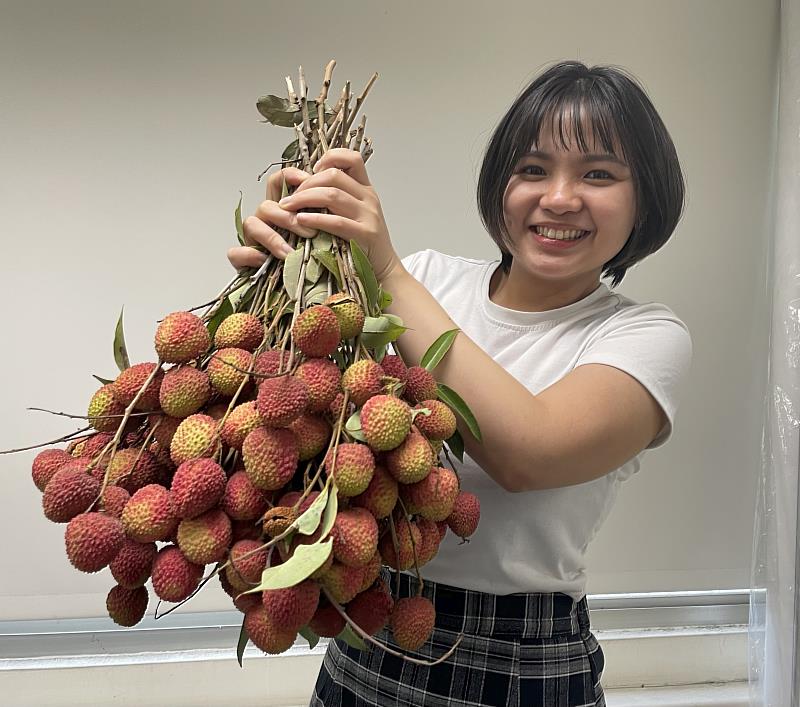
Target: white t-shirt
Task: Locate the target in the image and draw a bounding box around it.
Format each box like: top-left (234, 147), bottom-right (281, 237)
top-left (399, 249), bottom-right (693, 599)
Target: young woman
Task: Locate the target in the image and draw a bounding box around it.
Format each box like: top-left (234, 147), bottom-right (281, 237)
top-left (228, 60), bottom-right (692, 707)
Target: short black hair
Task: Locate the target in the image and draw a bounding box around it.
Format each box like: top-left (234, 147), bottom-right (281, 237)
top-left (476, 60), bottom-right (685, 288)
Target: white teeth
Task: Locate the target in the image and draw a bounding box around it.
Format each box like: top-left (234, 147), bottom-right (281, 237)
top-left (534, 226), bottom-right (588, 240)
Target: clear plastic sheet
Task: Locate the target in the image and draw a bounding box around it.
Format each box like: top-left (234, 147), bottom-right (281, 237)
top-left (749, 2), bottom-right (800, 704)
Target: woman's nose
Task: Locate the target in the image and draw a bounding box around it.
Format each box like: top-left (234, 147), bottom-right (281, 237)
top-left (538, 178), bottom-right (582, 213)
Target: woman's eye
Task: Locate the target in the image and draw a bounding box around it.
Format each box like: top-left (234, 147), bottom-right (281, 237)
top-left (586, 169), bottom-right (613, 180)
top-left (519, 166), bottom-right (614, 180)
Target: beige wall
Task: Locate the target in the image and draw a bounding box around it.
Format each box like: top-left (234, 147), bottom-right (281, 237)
top-left (0, 0), bottom-right (778, 620)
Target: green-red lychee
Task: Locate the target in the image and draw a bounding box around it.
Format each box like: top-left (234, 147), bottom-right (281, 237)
top-left (351, 464), bottom-right (398, 519)
top-left (214, 312), bottom-right (264, 352)
top-left (177, 508), bottom-right (232, 565)
top-left (360, 394), bottom-right (412, 451)
top-left (220, 402), bottom-right (264, 450)
top-left (113, 363), bottom-right (164, 410)
top-left (151, 545), bottom-right (204, 602)
top-left (170, 457), bottom-right (227, 519)
top-left (294, 358), bottom-right (341, 413)
top-left (154, 311), bottom-right (210, 363)
top-left (385, 427), bottom-right (434, 484)
top-left (244, 604), bottom-right (297, 654)
top-left (414, 400), bottom-right (457, 441)
top-left (390, 596), bottom-right (435, 651)
top-left (106, 447), bottom-right (161, 493)
top-left (323, 443), bottom-right (375, 497)
top-left (241, 426), bottom-right (298, 491)
top-left (406, 466), bottom-right (460, 521)
top-left (121, 483), bottom-right (177, 543)
top-left (88, 384), bottom-right (126, 433)
top-left (158, 366), bottom-right (211, 418)
top-left (323, 293), bottom-right (365, 339)
top-left (341, 360), bottom-right (384, 406)
top-left (288, 414), bottom-right (331, 461)
top-left (319, 561), bottom-right (364, 604)
top-left (291, 305), bottom-right (340, 358)
top-left (330, 508), bottom-right (379, 568)
top-left (169, 414), bottom-right (220, 466)
top-left (404, 366), bottom-right (438, 404)
top-left (207, 347), bottom-right (254, 396)
top-left (256, 375), bottom-right (309, 427)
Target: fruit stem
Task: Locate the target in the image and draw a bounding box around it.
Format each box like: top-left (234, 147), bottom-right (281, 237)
top-left (0, 425), bottom-right (92, 455)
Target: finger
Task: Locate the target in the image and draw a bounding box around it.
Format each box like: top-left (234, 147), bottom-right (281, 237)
top-left (266, 167), bottom-right (310, 201)
top-left (312, 148), bottom-right (371, 186)
top-left (278, 186), bottom-right (362, 221)
top-left (252, 200), bottom-right (317, 239)
top-left (242, 216), bottom-right (294, 258)
top-left (290, 165), bottom-right (368, 203)
top-left (227, 246), bottom-right (267, 270)
top-left (294, 210), bottom-right (366, 243)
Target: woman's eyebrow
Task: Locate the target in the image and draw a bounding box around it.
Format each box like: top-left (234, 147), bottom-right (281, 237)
top-left (523, 149), bottom-right (628, 167)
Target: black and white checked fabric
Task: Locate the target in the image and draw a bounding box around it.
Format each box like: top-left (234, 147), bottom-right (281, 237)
top-left (309, 569), bottom-right (606, 706)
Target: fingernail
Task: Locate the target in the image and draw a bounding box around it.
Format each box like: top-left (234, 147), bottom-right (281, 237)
top-left (278, 196), bottom-right (291, 206)
top-left (280, 244), bottom-right (293, 257)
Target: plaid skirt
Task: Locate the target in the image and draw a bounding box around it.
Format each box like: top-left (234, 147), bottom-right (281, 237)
top-left (309, 569), bottom-right (606, 707)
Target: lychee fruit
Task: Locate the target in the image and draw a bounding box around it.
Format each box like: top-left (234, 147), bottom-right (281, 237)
top-left (346, 578), bottom-right (393, 636)
top-left (207, 347), bottom-right (254, 396)
top-left (88, 384), bottom-right (126, 433)
top-left (177, 508), bottom-right (232, 565)
top-left (252, 349), bottom-right (291, 386)
top-left (244, 604), bottom-right (297, 654)
top-left (106, 584), bottom-right (149, 627)
top-left (319, 561), bottom-right (364, 604)
top-left (65, 512), bottom-right (125, 573)
top-left (291, 305), bottom-right (340, 358)
top-left (106, 447), bottom-right (161, 493)
top-left (390, 596), bottom-right (435, 651)
top-left (225, 539), bottom-right (268, 592)
top-left (113, 363), bottom-right (164, 411)
top-left (154, 311), bottom-right (210, 363)
top-left (41, 467), bottom-right (100, 522)
top-left (323, 443), bottom-right (375, 497)
top-left (380, 354), bottom-right (408, 385)
top-left (406, 466), bottom-right (460, 522)
top-left (121, 483), bottom-right (177, 543)
top-left (309, 600), bottom-right (346, 637)
top-left (214, 312), bottom-right (264, 352)
top-left (360, 395), bottom-right (412, 451)
top-left (169, 414), bottom-right (220, 466)
top-left (446, 491), bottom-right (481, 540)
top-left (220, 470), bottom-right (270, 521)
top-left (323, 293), bottom-right (365, 339)
top-left (294, 358), bottom-right (341, 413)
top-left (351, 464), bottom-right (398, 519)
top-left (149, 413), bottom-right (182, 449)
top-left (158, 366), bottom-right (210, 418)
top-left (378, 515), bottom-right (422, 571)
top-left (330, 508), bottom-right (379, 568)
top-left (242, 426), bottom-right (298, 491)
top-left (256, 375), bottom-right (309, 427)
top-left (341, 360), bottom-right (384, 406)
top-left (99, 485), bottom-right (130, 518)
top-left (385, 427), bottom-right (434, 484)
top-left (262, 578), bottom-right (320, 632)
top-left (77, 433), bottom-right (114, 460)
top-left (151, 545), bottom-right (204, 602)
top-left (404, 366), bottom-right (438, 404)
top-left (414, 400), bottom-right (457, 441)
top-left (415, 517), bottom-right (442, 566)
top-left (31, 449), bottom-right (73, 491)
top-left (262, 505), bottom-right (299, 538)
top-left (357, 550), bottom-right (384, 593)
top-left (110, 539), bottom-right (157, 588)
top-left (170, 457), bottom-right (227, 519)
top-left (288, 414), bottom-right (331, 461)
top-left (220, 402), bottom-right (264, 450)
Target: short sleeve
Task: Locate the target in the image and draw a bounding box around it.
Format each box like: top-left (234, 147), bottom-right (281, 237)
top-left (575, 303), bottom-right (693, 449)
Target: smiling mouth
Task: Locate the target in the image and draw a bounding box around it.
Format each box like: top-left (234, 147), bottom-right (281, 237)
top-left (530, 226), bottom-right (591, 241)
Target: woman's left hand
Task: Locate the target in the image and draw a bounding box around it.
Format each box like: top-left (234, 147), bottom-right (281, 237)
top-left (277, 148), bottom-right (402, 282)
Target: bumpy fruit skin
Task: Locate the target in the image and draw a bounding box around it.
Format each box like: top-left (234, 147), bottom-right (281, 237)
top-left (346, 578), bottom-right (394, 636)
top-left (78, 433), bottom-right (114, 460)
top-left (252, 349), bottom-right (291, 386)
top-left (221, 470), bottom-right (270, 521)
top-left (151, 545), bottom-right (204, 602)
top-left (150, 414), bottom-right (182, 449)
top-left (122, 484), bottom-right (177, 543)
top-left (380, 354), bottom-right (408, 385)
top-left (177, 508), bottom-right (232, 564)
top-left (214, 312), bottom-right (264, 352)
top-left (447, 491), bottom-right (481, 540)
top-left (169, 414), bottom-right (220, 466)
top-left (244, 604), bottom-right (298, 654)
top-left (404, 366), bottom-right (438, 404)
top-left (256, 375), bottom-right (309, 427)
top-left (385, 428), bottom-right (434, 484)
top-left (242, 427), bottom-right (298, 491)
top-left (65, 512), bottom-right (125, 573)
top-left (88, 384), bottom-right (126, 433)
top-left (415, 517), bottom-right (442, 566)
top-left (309, 601), bottom-right (346, 638)
top-left (291, 305), bottom-right (340, 358)
top-left (170, 458), bottom-right (227, 519)
top-left (360, 395), bottom-right (413, 451)
top-left (110, 539), bottom-right (157, 588)
top-left (32, 449), bottom-right (73, 491)
top-left (414, 400), bottom-right (458, 441)
top-left (379, 515), bottom-right (423, 571)
top-left (358, 550), bottom-right (384, 593)
top-left (206, 347), bottom-right (253, 396)
top-left (113, 363), bottom-right (164, 411)
top-left (106, 448), bottom-right (161, 493)
top-left (407, 466), bottom-right (460, 522)
top-left (220, 402), bottom-right (264, 450)
top-left (288, 414), bottom-right (331, 461)
top-left (107, 585), bottom-right (149, 627)
top-left (159, 366), bottom-right (210, 418)
top-left (294, 358), bottom-right (341, 413)
top-left (390, 596), bottom-right (436, 651)
top-left (351, 465), bottom-right (398, 519)
top-left (42, 468), bottom-right (100, 522)
top-left (341, 360), bottom-right (384, 406)
top-left (262, 578), bottom-right (320, 632)
top-left (99, 485), bottom-right (130, 518)
top-left (324, 443), bottom-right (375, 497)
top-left (225, 539), bottom-right (268, 592)
top-left (154, 311), bottom-right (210, 363)
top-left (330, 508), bottom-right (379, 568)
top-left (323, 293), bottom-right (365, 339)
top-left (319, 562), bottom-right (364, 604)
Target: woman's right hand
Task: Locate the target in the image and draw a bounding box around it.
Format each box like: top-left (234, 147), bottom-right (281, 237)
top-left (226, 166), bottom-right (316, 270)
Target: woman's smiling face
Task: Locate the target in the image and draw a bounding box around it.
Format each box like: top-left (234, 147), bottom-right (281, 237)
top-left (499, 110), bottom-right (637, 304)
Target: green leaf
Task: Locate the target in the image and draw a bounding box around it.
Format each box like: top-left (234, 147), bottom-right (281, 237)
top-left (298, 625), bottom-right (320, 649)
top-left (113, 308), bottom-right (130, 372)
top-left (411, 406), bottom-right (431, 423)
top-left (294, 483), bottom-right (329, 535)
top-left (93, 374), bottom-right (115, 386)
top-left (349, 241), bottom-right (379, 314)
top-left (234, 191), bottom-right (244, 246)
top-left (360, 315), bottom-right (407, 352)
top-left (282, 139), bottom-right (299, 162)
top-left (445, 428), bottom-right (465, 462)
top-left (437, 383), bottom-right (482, 442)
top-left (229, 282), bottom-right (257, 311)
top-left (319, 482), bottom-right (339, 539)
top-left (312, 231), bottom-right (334, 252)
top-left (378, 288), bottom-right (393, 310)
top-left (304, 254), bottom-right (322, 284)
top-left (304, 282), bottom-right (330, 306)
top-left (311, 249), bottom-right (343, 290)
top-left (206, 297), bottom-right (234, 339)
top-left (245, 538), bottom-right (333, 593)
top-left (345, 410), bottom-right (367, 442)
top-left (336, 623), bottom-right (367, 650)
top-left (421, 329), bottom-right (460, 372)
top-left (256, 95), bottom-right (333, 128)
top-left (236, 618), bottom-right (249, 667)
top-left (282, 246), bottom-right (305, 299)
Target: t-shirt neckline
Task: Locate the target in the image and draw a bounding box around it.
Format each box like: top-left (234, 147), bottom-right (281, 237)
top-left (480, 260), bottom-right (611, 328)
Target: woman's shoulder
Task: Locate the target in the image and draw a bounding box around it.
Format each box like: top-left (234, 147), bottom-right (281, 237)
top-left (400, 249), bottom-right (492, 287)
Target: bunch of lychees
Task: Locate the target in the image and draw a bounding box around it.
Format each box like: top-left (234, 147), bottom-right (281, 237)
top-left (17, 60), bottom-right (481, 667)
